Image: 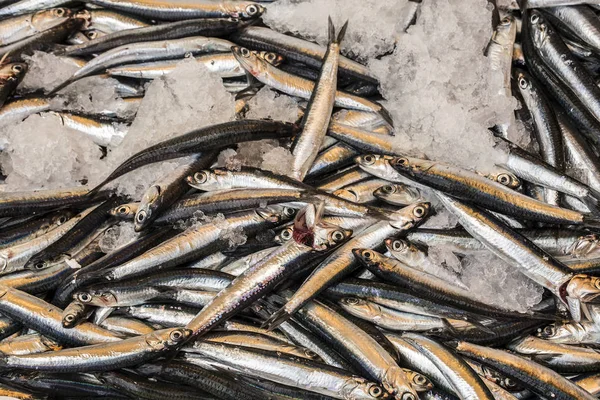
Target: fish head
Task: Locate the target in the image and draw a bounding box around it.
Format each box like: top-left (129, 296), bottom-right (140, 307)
top-left (311, 220), bottom-right (352, 251)
top-left (536, 322), bottom-right (580, 342)
top-left (254, 50), bottom-right (285, 67)
top-left (381, 367), bottom-right (419, 399)
top-left (567, 274), bottom-right (600, 304)
top-left (0, 63), bottom-right (27, 84)
top-left (274, 226), bottom-right (294, 244)
top-left (390, 157), bottom-right (433, 178)
top-left (339, 296), bottom-right (372, 316)
top-left (135, 185), bottom-right (161, 231)
top-left (24, 256), bottom-right (52, 272)
top-left (402, 368), bottom-right (433, 392)
top-left (109, 203), bottom-right (139, 220)
top-left (150, 327), bottom-right (192, 349)
top-left (75, 289), bottom-right (117, 307)
top-left (567, 234), bottom-right (600, 258)
top-left (353, 248), bottom-right (385, 269)
top-left (385, 238), bottom-right (424, 265)
top-left (232, 46), bottom-right (270, 78)
top-left (186, 169), bottom-right (220, 191)
top-left (492, 171), bottom-right (521, 189)
top-left (388, 202), bottom-right (431, 230)
top-left (32, 7), bottom-right (74, 30)
top-left (341, 377), bottom-right (388, 399)
top-left (234, 3), bottom-right (265, 19)
top-left (529, 11), bottom-right (549, 49)
top-left (62, 302), bottom-right (86, 327)
top-left (257, 205), bottom-right (297, 224)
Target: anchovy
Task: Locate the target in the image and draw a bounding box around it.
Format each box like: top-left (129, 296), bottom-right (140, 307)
top-left (205, 331), bottom-right (318, 360)
top-left (185, 341), bottom-right (384, 400)
top-left (186, 205), bottom-right (352, 337)
top-left (99, 316), bottom-right (155, 336)
top-left (306, 143), bottom-right (358, 179)
top-left (454, 341), bottom-right (596, 399)
top-left (230, 26), bottom-right (378, 85)
top-left (0, 62), bottom-right (27, 108)
top-left (328, 122), bottom-right (401, 155)
top-left (121, 304), bottom-right (198, 327)
top-left (86, 0), bottom-right (264, 21)
top-left (47, 111), bottom-right (128, 147)
top-left (508, 335), bottom-right (600, 372)
top-left (0, 8), bottom-right (72, 47)
top-left (91, 120), bottom-right (298, 192)
top-left (134, 152), bottom-right (216, 231)
top-left (0, 333), bottom-right (60, 355)
top-left (0, 0), bottom-right (73, 18)
top-left (403, 333), bottom-right (494, 400)
top-left (0, 96), bottom-right (51, 126)
top-left (232, 46), bottom-right (392, 124)
top-left (265, 203), bottom-right (430, 329)
top-left (52, 35), bottom-right (236, 92)
top-left (0, 327), bottom-right (190, 373)
top-left (542, 5), bottom-right (600, 55)
top-left (486, 15), bottom-right (517, 95)
top-left (290, 19), bottom-right (346, 181)
top-left (392, 156), bottom-right (600, 226)
top-left (0, 209), bottom-right (73, 250)
top-left (0, 285), bottom-right (121, 346)
top-left (333, 178), bottom-right (389, 204)
top-left (315, 166), bottom-right (372, 192)
top-left (79, 8), bottom-right (149, 33)
top-left (537, 319), bottom-right (600, 344)
top-left (374, 183), bottom-right (423, 206)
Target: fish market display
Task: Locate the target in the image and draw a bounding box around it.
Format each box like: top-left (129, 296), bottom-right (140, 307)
top-left (3, 0), bottom-right (600, 399)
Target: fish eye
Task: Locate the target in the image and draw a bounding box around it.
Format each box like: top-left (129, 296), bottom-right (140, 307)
top-left (246, 4), bottom-right (258, 15)
top-left (194, 172), bottom-right (208, 184)
top-left (413, 374), bottom-right (428, 385)
top-left (382, 185), bottom-right (395, 194)
top-left (531, 14), bottom-right (539, 24)
top-left (241, 48), bottom-right (251, 57)
top-left (54, 8), bottom-right (65, 16)
top-left (265, 53), bottom-right (276, 63)
top-left (170, 330), bottom-right (184, 341)
top-left (497, 173), bottom-right (511, 185)
top-left (396, 157), bottom-right (409, 166)
top-left (363, 155), bottom-right (375, 165)
top-left (284, 207), bottom-right (296, 217)
top-left (332, 230), bottom-right (345, 242)
top-left (362, 250), bottom-right (374, 260)
top-left (391, 240), bottom-right (404, 252)
top-left (11, 65), bottom-right (23, 73)
top-left (86, 31), bottom-right (98, 39)
top-left (281, 229), bottom-right (292, 240)
top-left (118, 207), bottom-right (128, 214)
top-left (368, 386), bottom-right (383, 398)
top-left (501, 17), bottom-right (510, 25)
top-left (136, 211), bottom-right (146, 223)
top-left (402, 393), bottom-right (416, 400)
top-left (34, 261), bottom-right (46, 270)
top-left (304, 349), bottom-right (318, 358)
top-left (58, 216), bottom-right (67, 224)
top-left (542, 325), bottom-right (555, 336)
top-left (344, 297), bottom-right (360, 305)
top-left (594, 278), bottom-right (600, 289)
top-left (518, 77), bottom-right (528, 89)
top-left (64, 315), bottom-right (75, 323)
top-left (413, 205), bottom-right (426, 218)
top-left (77, 293), bottom-right (92, 303)
top-left (504, 378), bottom-right (517, 389)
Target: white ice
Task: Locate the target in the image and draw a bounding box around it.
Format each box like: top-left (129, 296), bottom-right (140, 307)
top-left (99, 223), bottom-right (139, 253)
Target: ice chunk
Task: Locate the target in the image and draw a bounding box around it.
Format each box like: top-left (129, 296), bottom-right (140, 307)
top-left (261, 145), bottom-right (294, 177)
top-left (18, 52), bottom-right (81, 93)
top-left (460, 252), bottom-right (544, 312)
top-left (245, 88), bottom-right (300, 123)
top-left (0, 114), bottom-right (102, 191)
top-left (367, 0), bottom-right (515, 173)
top-left (263, 0), bottom-right (420, 60)
top-left (90, 58), bottom-right (235, 198)
top-left (99, 223), bottom-right (138, 253)
top-left (217, 148), bottom-right (243, 171)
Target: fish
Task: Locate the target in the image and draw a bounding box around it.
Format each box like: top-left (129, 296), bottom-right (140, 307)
top-left (0, 7), bottom-right (72, 46)
top-left (290, 18), bottom-right (346, 181)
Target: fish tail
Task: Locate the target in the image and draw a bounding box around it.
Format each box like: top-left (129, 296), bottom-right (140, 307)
top-left (377, 102), bottom-right (395, 127)
top-left (328, 16), bottom-right (335, 44)
top-left (336, 20), bottom-right (349, 44)
top-left (262, 308), bottom-right (292, 331)
top-left (582, 214), bottom-right (600, 230)
top-left (48, 77), bottom-right (75, 95)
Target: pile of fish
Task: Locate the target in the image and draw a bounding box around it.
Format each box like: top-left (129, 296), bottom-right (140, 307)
top-left (3, 0), bottom-right (600, 399)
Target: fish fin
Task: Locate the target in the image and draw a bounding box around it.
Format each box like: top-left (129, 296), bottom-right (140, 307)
top-left (328, 16), bottom-right (335, 44)
top-left (262, 308), bottom-right (292, 331)
top-left (336, 20), bottom-right (349, 44)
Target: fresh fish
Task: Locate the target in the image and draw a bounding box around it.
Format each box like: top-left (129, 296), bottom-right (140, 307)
top-left (0, 333), bottom-right (60, 355)
top-left (0, 327), bottom-right (190, 372)
top-left (487, 15), bottom-right (517, 95)
top-left (333, 178), bottom-right (389, 204)
top-left (0, 62), bottom-right (27, 108)
top-left (0, 0), bottom-right (74, 19)
top-left (290, 19), bottom-right (346, 180)
top-left (185, 341), bottom-right (385, 400)
top-left (0, 96), bottom-right (51, 126)
top-left (45, 111), bottom-right (128, 147)
top-left (543, 5), bottom-right (600, 55)
top-left (99, 316), bottom-right (155, 336)
top-left (391, 156), bottom-right (600, 227)
top-left (537, 319), bottom-right (600, 344)
top-left (265, 203), bottom-right (430, 329)
top-left (87, 0), bottom-right (265, 21)
top-left (0, 7), bottom-right (72, 46)
top-left (205, 331), bottom-right (319, 360)
top-left (232, 46), bottom-right (392, 124)
top-left (374, 183), bottom-right (423, 206)
top-left (306, 142), bottom-right (358, 179)
top-left (315, 166), bottom-right (372, 192)
top-left (78, 8), bottom-right (149, 33)
top-left (185, 204), bottom-right (352, 337)
top-left (454, 340), bottom-right (596, 399)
